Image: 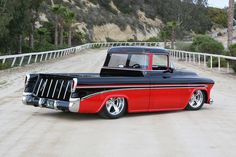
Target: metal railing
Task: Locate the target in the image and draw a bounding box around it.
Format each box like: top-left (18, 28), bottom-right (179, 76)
top-left (0, 42), bottom-right (236, 73)
top-left (169, 49), bottom-right (236, 73)
top-left (0, 42), bottom-right (160, 69)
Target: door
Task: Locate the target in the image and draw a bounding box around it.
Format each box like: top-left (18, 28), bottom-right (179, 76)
top-left (149, 54), bottom-right (189, 111)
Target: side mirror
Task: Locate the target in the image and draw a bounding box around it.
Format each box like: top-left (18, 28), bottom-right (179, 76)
top-left (163, 68), bottom-right (174, 73)
top-left (170, 63), bottom-right (175, 69)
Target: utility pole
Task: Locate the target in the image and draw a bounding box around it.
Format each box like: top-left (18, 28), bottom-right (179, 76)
top-left (228, 0), bottom-right (235, 48)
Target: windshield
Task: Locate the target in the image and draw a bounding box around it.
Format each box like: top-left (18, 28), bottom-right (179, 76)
top-left (106, 53), bottom-right (149, 70)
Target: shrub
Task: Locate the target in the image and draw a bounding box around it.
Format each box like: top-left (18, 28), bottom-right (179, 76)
top-left (217, 32), bottom-right (223, 36)
top-left (112, 0), bottom-right (133, 14)
top-left (145, 37), bottom-right (160, 42)
top-left (92, 44), bottom-right (102, 49)
top-left (0, 63), bottom-right (11, 70)
top-left (208, 7), bottom-right (227, 28)
top-left (191, 35), bottom-right (224, 54)
top-left (175, 41), bottom-right (191, 51)
top-left (228, 44), bottom-right (236, 73)
top-left (106, 37), bottom-right (116, 42)
top-left (207, 57), bottom-right (227, 68)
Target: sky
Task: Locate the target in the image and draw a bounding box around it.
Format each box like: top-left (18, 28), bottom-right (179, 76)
top-left (207, 0), bottom-right (228, 8)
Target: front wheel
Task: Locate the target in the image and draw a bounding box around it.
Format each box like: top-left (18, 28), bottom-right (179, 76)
top-left (186, 90), bottom-right (205, 110)
top-left (99, 97), bottom-right (126, 119)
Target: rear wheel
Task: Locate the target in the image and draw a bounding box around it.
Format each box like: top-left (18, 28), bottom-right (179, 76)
top-left (186, 90), bottom-right (205, 110)
top-left (99, 97), bottom-right (126, 119)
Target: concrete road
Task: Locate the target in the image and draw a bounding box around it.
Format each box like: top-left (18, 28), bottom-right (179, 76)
top-left (0, 49), bottom-right (236, 157)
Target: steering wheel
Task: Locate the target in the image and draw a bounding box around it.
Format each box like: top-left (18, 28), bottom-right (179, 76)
top-left (132, 64), bottom-right (141, 69)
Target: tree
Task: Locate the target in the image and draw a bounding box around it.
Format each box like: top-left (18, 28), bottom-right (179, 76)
top-left (167, 21), bottom-right (181, 49)
top-left (0, 0), bottom-right (12, 38)
top-left (28, 0), bottom-right (44, 50)
top-left (8, 0), bottom-right (31, 53)
top-left (228, 0), bottom-right (234, 48)
top-left (208, 7), bottom-right (227, 28)
top-left (64, 9), bottom-right (76, 47)
top-left (159, 27), bottom-right (171, 48)
top-left (51, 4), bottom-right (67, 47)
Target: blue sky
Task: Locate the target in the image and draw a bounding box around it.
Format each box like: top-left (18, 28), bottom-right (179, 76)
top-left (208, 0), bottom-right (228, 8)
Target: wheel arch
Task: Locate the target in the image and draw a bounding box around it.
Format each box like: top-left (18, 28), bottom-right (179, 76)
top-left (98, 94), bottom-right (129, 112)
top-left (184, 88), bottom-right (208, 108)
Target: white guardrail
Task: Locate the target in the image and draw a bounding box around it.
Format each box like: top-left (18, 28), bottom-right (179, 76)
top-left (0, 42), bottom-right (236, 73)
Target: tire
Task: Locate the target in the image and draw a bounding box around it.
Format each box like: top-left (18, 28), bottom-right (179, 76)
top-left (99, 97), bottom-right (126, 119)
top-left (186, 90), bottom-right (205, 110)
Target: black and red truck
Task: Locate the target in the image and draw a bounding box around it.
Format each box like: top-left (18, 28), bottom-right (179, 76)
top-left (23, 46), bottom-right (214, 118)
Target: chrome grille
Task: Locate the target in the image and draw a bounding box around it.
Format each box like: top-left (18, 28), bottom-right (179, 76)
top-left (33, 75), bottom-right (73, 101)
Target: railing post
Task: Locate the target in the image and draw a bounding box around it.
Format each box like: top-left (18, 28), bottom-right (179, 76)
top-left (2, 58), bottom-right (6, 64)
top-left (54, 52), bottom-right (57, 59)
top-left (198, 54), bottom-right (200, 65)
top-left (218, 57), bottom-right (221, 71)
top-left (40, 54), bottom-right (43, 62)
top-left (227, 61), bottom-right (230, 73)
top-left (210, 56), bottom-right (213, 69)
top-left (28, 55), bottom-right (32, 64)
top-left (204, 55), bottom-right (206, 67)
top-left (19, 56), bottom-right (24, 66)
top-left (185, 53), bottom-right (187, 62)
top-left (49, 53), bottom-right (52, 59)
top-left (35, 55), bottom-right (38, 63)
top-left (11, 57), bottom-right (16, 67)
top-left (45, 53), bottom-right (48, 61)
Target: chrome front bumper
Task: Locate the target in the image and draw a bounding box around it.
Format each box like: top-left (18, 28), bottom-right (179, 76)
top-left (22, 93), bottom-right (80, 112)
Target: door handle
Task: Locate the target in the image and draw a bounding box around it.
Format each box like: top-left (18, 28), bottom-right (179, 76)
top-left (163, 75), bottom-right (170, 79)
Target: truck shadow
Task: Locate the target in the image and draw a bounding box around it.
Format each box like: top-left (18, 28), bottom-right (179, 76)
top-left (34, 107), bottom-right (210, 121)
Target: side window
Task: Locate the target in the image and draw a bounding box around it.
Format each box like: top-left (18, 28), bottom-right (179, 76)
top-left (129, 54), bottom-right (148, 69)
top-left (108, 54), bottom-right (128, 67)
top-left (152, 55), bottom-right (168, 70)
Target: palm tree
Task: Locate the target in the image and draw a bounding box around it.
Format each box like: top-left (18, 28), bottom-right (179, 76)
top-left (228, 0), bottom-right (234, 48)
top-left (51, 4), bottom-right (67, 47)
top-left (167, 21), bottom-right (181, 49)
top-left (28, 0), bottom-right (43, 50)
top-left (51, 5), bottom-right (60, 47)
top-left (64, 9), bottom-right (75, 47)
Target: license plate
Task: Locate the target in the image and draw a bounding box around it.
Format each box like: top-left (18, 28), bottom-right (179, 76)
top-left (46, 100), bottom-right (54, 108)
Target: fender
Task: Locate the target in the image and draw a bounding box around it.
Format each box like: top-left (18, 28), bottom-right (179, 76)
top-left (183, 87), bottom-right (209, 109)
top-left (98, 94), bottom-right (129, 112)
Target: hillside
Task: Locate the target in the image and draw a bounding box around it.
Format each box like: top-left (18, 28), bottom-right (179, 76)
top-left (41, 0), bottom-right (163, 41)
top-left (0, 0), bottom-right (219, 54)
top-left (40, 0), bottom-right (212, 41)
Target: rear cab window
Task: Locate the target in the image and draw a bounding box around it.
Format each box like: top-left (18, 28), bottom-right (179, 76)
top-left (106, 53), bottom-right (149, 70)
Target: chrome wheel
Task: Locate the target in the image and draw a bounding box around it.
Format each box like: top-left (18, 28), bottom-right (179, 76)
top-left (188, 90), bottom-right (204, 109)
top-left (99, 97), bottom-right (126, 119)
top-left (105, 97), bottom-right (125, 116)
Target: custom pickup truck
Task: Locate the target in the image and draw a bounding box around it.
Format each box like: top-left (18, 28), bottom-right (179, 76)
top-left (23, 46), bottom-right (214, 119)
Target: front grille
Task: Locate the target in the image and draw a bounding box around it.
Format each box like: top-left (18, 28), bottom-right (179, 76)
top-left (32, 75), bottom-right (73, 101)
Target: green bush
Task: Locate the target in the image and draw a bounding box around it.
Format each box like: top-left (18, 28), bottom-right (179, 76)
top-left (106, 37), bottom-right (116, 42)
top-left (208, 7), bottom-right (227, 28)
top-left (207, 57), bottom-right (227, 68)
top-left (113, 0), bottom-right (133, 14)
top-left (232, 62), bottom-right (236, 72)
top-left (191, 35), bottom-right (224, 54)
top-left (145, 37), bottom-right (160, 42)
top-left (92, 44), bottom-right (102, 49)
top-left (228, 44), bottom-right (236, 73)
top-left (0, 63), bottom-right (11, 70)
top-left (175, 41), bottom-right (191, 51)
top-left (127, 38), bottom-right (135, 42)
